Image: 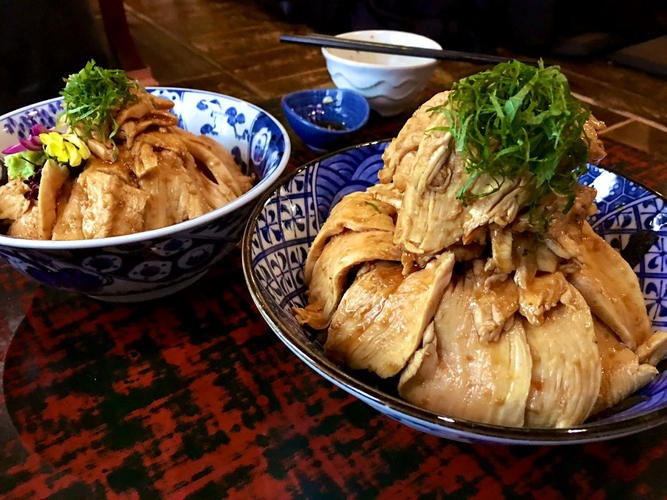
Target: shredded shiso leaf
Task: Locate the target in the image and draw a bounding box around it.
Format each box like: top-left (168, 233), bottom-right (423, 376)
top-left (430, 60), bottom-right (591, 212)
top-left (59, 60), bottom-right (142, 142)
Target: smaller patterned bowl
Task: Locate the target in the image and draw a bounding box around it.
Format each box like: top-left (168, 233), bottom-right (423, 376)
top-left (243, 140), bottom-right (667, 445)
top-left (281, 88), bottom-right (370, 152)
top-left (0, 88), bottom-right (290, 302)
top-left (322, 30), bottom-right (441, 116)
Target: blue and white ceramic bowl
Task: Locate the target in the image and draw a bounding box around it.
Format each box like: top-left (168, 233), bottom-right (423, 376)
top-left (243, 140), bottom-right (667, 445)
top-left (0, 88), bottom-right (290, 302)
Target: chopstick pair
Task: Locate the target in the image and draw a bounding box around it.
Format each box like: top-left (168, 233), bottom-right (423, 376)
top-left (280, 33), bottom-right (536, 66)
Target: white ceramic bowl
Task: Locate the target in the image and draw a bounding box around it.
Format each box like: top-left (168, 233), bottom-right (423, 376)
top-left (0, 88), bottom-right (290, 302)
top-left (322, 30), bottom-right (441, 117)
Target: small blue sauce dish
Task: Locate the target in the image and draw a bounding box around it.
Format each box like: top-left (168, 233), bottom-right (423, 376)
top-left (281, 88), bottom-right (370, 152)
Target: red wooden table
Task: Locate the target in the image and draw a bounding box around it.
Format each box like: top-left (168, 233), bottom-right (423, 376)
top-left (1, 101), bottom-right (666, 499)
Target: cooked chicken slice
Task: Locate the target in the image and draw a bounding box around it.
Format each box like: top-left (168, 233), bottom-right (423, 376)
top-left (180, 149), bottom-right (238, 210)
top-left (180, 135), bottom-right (253, 197)
top-left (489, 224), bottom-right (514, 274)
top-left (115, 91), bottom-right (174, 127)
top-left (304, 191), bottom-right (396, 283)
top-left (541, 184), bottom-right (597, 260)
top-left (584, 114), bottom-right (607, 165)
top-left (398, 267), bottom-right (533, 427)
top-left (0, 179), bottom-right (30, 221)
top-left (293, 230), bottom-right (402, 330)
top-left (567, 221), bottom-right (652, 350)
top-left (86, 138), bottom-right (116, 163)
top-left (379, 91), bottom-right (449, 190)
top-left (172, 128), bottom-right (251, 189)
top-left (393, 107), bottom-right (534, 264)
top-left (148, 93), bottom-right (176, 111)
top-left (131, 142), bottom-right (160, 178)
top-left (80, 170), bottom-right (148, 238)
top-left (535, 243), bottom-right (560, 274)
top-left (37, 160), bottom-right (70, 239)
top-left (138, 149), bottom-right (214, 230)
top-left (517, 272), bottom-right (569, 326)
top-left (6, 160), bottom-right (70, 240)
top-left (523, 283), bottom-right (601, 428)
top-left (636, 331), bottom-right (667, 366)
top-left (326, 252), bottom-right (455, 378)
top-left (591, 316), bottom-right (657, 415)
top-left (462, 173), bottom-right (533, 240)
top-left (55, 160), bottom-right (149, 240)
top-left (118, 110), bottom-right (179, 147)
top-left (132, 130), bottom-right (189, 156)
top-left (52, 182), bottom-right (86, 240)
top-left (366, 183), bottom-right (403, 211)
top-left (468, 260), bottom-right (520, 343)
top-left (115, 94), bottom-right (155, 126)
top-left (7, 204), bottom-right (40, 239)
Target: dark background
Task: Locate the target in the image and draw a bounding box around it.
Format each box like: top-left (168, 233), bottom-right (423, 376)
top-left (260, 0), bottom-right (667, 55)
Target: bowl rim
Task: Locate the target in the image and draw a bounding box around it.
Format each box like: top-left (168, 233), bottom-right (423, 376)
top-left (0, 87), bottom-right (291, 250)
top-left (281, 88), bottom-right (370, 136)
top-left (242, 139), bottom-right (667, 445)
top-left (322, 29), bottom-right (442, 68)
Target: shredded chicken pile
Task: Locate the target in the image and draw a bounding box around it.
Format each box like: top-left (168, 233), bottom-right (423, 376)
top-left (294, 91), bottom-right (667, 429)
top-left (0, 90), bottom-right (253, 240)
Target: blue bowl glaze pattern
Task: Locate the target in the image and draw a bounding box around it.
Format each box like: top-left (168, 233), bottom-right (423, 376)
top-left (243, 140), bottom-right (667, 445)
top-left (0, 88), bottom-right (290, 301)
top-left (281, 88), bottom-right (370, 152)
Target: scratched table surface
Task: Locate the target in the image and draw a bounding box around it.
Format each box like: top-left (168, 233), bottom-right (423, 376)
top-left (1, 98), bottom-right (667, 500)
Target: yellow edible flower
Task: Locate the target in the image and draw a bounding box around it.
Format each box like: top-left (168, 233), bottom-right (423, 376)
top-left (39, 132), bottom-right (91, 167)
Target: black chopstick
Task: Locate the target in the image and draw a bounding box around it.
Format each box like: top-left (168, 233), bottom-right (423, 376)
top-left (280, 33), bottom-right (535, 66)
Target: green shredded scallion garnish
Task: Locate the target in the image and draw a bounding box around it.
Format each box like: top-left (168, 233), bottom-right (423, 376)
top-left (364, 201), bottom-right (380, 213)
top-left (430, 60), bottom-right (590, 211)
top-left (59, 60), bottom-right (142, 142)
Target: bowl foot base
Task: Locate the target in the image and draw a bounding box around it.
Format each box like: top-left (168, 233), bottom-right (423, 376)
top-left (86, 271), bottom-right (207, 302)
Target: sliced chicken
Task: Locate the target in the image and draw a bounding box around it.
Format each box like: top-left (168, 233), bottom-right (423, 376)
top-left (304, 190), bottom-right (396, 283)
top-left (636, 330), bottom-right (667, 366)
top-left (517, 272), bottom-right (569, 326)
top-left (567, 221), bottom-right (652, 350)
top-left (52, 181), bottom-right (86, 240)
top-left (293, 230), bottom-right (402, 330)
top-left (398, 265), bottom-right (533, 427)
top-left (542, 184), bottom-right (598, 260)
top-left (488, 223), bottom-right (514, 274)
top-left (7, 204), bottom-right (40, 239)
top-left (326, 252), bottom-right (455, 378)
top-left (523, 283), bottom-right (601, 428)
top-left (592, 316), bottom-right (657, 415)
top-left (78, 168), bottom-right (148, 239)
top-left (584, 114), bottom-right (607, 165)
top-left (0, 179), bottom-right (30, 222)
top-left (180, 134), bottom-right (253, 197)
top-left (468, 260), bottom-right (520, 343)
top-left (7, 160), bottom-right (70, 240)
top-left (367, 183), bottom-right (403, 211)
top-left (392, 106), bottom-right (534, 266)
top-left (37, 160), bottom-right (70, 239)
top-left (379, 91), bottom-right (449, 191)
top-left (118, 110), bottom-right (179, 147)
top-left (136, 149), bottom-right (214, 230)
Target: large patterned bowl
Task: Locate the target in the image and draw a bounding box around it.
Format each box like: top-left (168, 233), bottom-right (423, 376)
top-left (243, 140), bottom-right (667, 445)
top-left (0, 88), bottom-right (290, 301)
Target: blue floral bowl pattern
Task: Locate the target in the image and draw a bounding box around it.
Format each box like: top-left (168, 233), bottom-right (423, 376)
top-left (0, 88), bottom-right (290, 301)
top-left (243, 140), bottom-right (667, 445)
top-left (281, 88), bottom-right (370, 152)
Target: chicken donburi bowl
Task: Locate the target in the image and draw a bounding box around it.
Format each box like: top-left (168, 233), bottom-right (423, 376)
top-left (0, 62), bottom-right (289, 300)
top-left (293, 60), bottom-right (667, 430)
